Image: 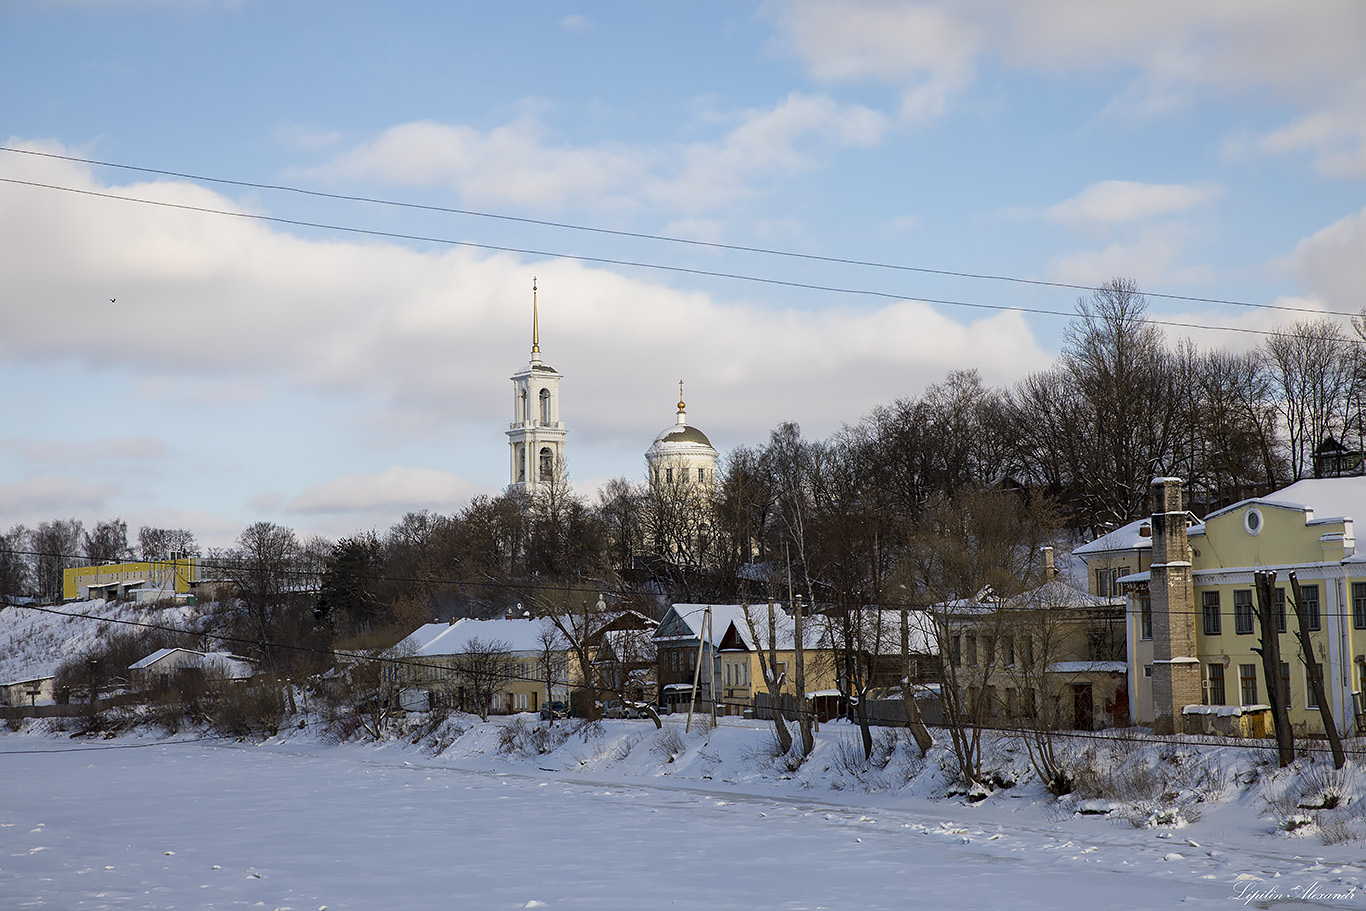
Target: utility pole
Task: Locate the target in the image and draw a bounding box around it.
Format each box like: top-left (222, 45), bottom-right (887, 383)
top-left (685, 606), bottom-right (711, 733)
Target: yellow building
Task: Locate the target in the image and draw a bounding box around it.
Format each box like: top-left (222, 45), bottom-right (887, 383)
top-left (63, 558), bottom-right (201, 602)
top-left (390, 618), bottom-right (579, 715)
top-left (1084, 478), bottom-right (1366, 736)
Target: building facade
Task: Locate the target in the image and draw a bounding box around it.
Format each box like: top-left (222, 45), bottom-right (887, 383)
top-left (1097, 477), bottom-right (1366, 737)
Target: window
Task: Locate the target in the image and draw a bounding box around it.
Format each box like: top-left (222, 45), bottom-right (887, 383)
top-left (1144, 664), bottom-right (1152, 678)
top-left (1307, 665), bottom-right (1323, 709)
top-left (1239, 664), bottom-right (1258, 706)
top-left (966, 635), bottom-right (978, 666)
top-left (1207, 664), bottom-right (1225, 705)
top-left (681, 467), bottom-right (689, 482)
top-left (1234, 590), bottom-right (1254, 635)
top-left (984, 636), bottom-right (996, 667)
top-left (1140, 598), bottom-right (1153, 641)
top-left (1301, 584), bottom-right (1320, 631)
top-left (1202, 590), bottom-right (1222, 635)
top-left (1096, 568), bottom-right (1110, 598)
top-left (950, 635), bottom-right (961, 668)
top-left (1003, 636), bottom-right (1015, 667)
top-left (1354, 582), bottom-right (1366, 629)
top-left (539, 388), bottom-right (551, 423)
top-left (697, 468), bottom-right (706, 484)
top-left (666, 467), bottom-right (673, 484)
top-left (1280, 662), bottom-right (1291, 707)
top-left (1274, 588), bottom-right (1286, 633)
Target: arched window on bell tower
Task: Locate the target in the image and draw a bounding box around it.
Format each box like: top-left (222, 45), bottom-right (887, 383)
top-left (539, 388), bottom-right (551, 424)
top-left (539, 446), bottom-right (554, 480)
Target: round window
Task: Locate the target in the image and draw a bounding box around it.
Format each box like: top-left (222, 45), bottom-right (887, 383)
top-left (1244, 506), bottom-right (1263, 536)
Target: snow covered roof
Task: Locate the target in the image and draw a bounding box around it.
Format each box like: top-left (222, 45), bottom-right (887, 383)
top-left (1074, 514), bottom-right (1205, 559)
top-left (1216, 477), bottom-right (1366, 528)
top-left (129, 647), bottom-right (185, 670)
top-left (194, 652), bottom-right (254, 680)
top-left (396, 617), bottom-right (554, 657)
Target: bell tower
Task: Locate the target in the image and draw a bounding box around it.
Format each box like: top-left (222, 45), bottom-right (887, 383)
top-left (507, 279), bottom-right (566, 495)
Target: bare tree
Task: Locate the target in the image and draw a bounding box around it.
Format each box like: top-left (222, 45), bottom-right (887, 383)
top-left (0, 525), bottom-right (31, 605)
top-left (1253, 570), bottom-right (1295, 767)
top-left (536, 618), bottom-right (568, 724)
top-left (225, 521), bottom-right (302, 675)
top-left (456, 636), bottom-right (513, 721)
top-left (741, 600), bottom-right (794, 754)
top-left (83, 518), bottom-right (131, 564)
top-left (906, 485), bottom-right (1058, 787)
top-left (31, 518), bottom-right (83, 603)
top-left (535, 589), bottom-right (663, 728)
top-left (1266, 319), bottom-right (1355, 480)
top-left (1287, 572), bottom-right (1345, 769)
top-left (137, 526), bottom-right (198, 561)
top-left (1061, 278), bottom-right (1180, 532)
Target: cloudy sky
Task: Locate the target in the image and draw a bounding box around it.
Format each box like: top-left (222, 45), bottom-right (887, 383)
top-left (2, 1), bottom-right (1364, 549)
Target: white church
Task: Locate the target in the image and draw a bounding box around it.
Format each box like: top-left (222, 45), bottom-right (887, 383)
top-left (504, 282), bottom-right (719, 499)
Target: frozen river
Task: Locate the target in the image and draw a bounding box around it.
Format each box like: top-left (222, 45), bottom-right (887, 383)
top-left (0, 734), bottom-right (1359, 910)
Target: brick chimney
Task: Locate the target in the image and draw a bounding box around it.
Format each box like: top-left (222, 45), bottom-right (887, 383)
top-left (1148, 478), bottom-right (1200, 734)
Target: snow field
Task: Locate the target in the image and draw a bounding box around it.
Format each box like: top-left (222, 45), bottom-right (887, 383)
top-left (2, 715), bottom-right (1363, 910)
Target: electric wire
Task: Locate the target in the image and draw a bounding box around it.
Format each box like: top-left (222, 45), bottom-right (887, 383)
top-left (0, 174), bottom-right (1350, 343)
top-left (0, 145), bottom-right (1348, 320)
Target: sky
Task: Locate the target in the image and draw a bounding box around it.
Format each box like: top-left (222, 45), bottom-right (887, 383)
top-left (2, 1), bottom-right (1365, 549)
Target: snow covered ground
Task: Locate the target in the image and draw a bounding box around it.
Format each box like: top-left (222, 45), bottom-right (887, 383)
top-left (2, 715), bottom-right (1364, 911)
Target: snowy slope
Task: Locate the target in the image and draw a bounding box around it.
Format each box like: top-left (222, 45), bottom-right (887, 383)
top-left (0, 599), bottom-right (199, 685)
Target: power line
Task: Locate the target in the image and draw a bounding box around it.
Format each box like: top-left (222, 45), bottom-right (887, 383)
top-left (1, 145), bottom-right (1348, 320)
top-left (0, 174), bottom-right (1352, 343)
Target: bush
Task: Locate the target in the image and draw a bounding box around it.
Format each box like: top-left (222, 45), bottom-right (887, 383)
top-left (211, 680), bottom-right (286, 738)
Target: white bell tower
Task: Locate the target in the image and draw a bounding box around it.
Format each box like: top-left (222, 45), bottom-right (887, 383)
top-left (507, 279), bottom-right (566, 494)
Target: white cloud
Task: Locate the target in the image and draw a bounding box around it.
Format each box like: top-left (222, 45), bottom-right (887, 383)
top-left (1291, 205), bottom-right (1366, 315)
top-left (301, 118), bottom-right (647, 209)
top-left (654, 93), bottom-right (890, 212)
top-left (1045, 181), bottom-right (1221, 231)
top-left (0, 436), bottom-right (168, 465)
top-left (0, 140), bottom-right (1057, 544)
top-left (0, 476), bottom-right (113, 517)
top-left (301, 94), bottom-right (889, 216)
top-left (1046, 230), bottom-right (1214, 289)
top-left (764, 0), bottom-right (978, 122)
top-left (764, 0), bottom-right (1366, 166)
top-left (281, 467), bottom-right (494, 516)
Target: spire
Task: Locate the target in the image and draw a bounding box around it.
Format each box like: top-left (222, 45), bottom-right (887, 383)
top-left (531, 277), bottom-right (540, 360)
top-left (676, 380), bottom-right (686, 424)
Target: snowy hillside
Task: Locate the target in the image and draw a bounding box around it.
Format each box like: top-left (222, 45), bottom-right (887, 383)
top-left (0, 599), bottom-right (198, 685)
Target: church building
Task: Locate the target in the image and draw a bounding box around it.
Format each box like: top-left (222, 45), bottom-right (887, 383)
top-left (506, 280), bottom-right (566, 495)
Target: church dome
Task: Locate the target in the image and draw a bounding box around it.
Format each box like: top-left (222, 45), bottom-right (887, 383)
top-left (653, 423), bottom-right (713, 447)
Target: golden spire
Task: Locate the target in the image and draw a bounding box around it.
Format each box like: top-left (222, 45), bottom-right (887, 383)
top-left (677, 380), bottom-right (686, 419)
top-left (531, 277), bottom-right (540, 354)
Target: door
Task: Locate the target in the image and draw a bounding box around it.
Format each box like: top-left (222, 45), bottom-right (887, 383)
top-left (1072, 684), bottom-right (1094, 731)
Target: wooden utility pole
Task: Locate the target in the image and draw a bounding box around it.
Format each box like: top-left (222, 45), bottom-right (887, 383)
top-left (1288, 572), bottom-right (1345, 769)
top-left (685, 606), bottom-right (710, 733)
top-left (1253, 570), bottom-right (1294, 767)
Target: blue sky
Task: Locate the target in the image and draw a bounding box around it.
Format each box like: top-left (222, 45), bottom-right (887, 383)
top-left (2, 1), bottom-right (1364, 548)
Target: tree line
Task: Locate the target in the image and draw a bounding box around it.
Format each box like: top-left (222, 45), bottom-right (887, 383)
top-left (5, 278), bottom-right (1365, 686)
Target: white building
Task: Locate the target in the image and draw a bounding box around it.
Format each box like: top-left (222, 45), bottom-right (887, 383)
top-left (645, 382), bottom-right (719, 493)
top-left (507, 280), bottom-right (566, 495)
